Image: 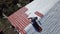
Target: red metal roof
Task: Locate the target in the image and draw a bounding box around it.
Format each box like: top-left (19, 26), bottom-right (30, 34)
top-left (8, 7), bottom-right (31, 34)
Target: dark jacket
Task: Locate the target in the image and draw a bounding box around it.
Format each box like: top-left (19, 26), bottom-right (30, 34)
top-left (31, 17), bottom-right (42, 32)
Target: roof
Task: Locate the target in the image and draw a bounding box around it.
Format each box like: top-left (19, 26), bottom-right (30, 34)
top-left (7, 0), bottom-right (59, 34)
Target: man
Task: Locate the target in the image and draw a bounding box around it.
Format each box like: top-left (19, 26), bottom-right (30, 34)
top-left (29, 17), bottom-right (42, 32)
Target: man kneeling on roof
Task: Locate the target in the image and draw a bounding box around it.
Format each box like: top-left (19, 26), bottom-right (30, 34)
top-left (29, 17), bottom-right (42, 32)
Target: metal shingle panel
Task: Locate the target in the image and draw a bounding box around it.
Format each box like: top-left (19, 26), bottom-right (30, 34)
top-left (8, 7), bottom-right (31, 34)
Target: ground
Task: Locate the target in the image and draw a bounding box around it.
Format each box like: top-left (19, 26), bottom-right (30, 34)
top-left (0, 18), bottom-right (18, 34)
